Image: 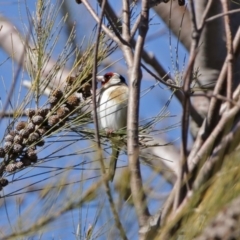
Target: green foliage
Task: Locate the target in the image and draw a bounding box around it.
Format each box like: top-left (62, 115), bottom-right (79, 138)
top-left (158, 150), bottom-right (240, 239)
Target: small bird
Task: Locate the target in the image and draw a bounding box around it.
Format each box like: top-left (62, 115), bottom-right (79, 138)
top-left (97, 72), bottom-right (128, 181)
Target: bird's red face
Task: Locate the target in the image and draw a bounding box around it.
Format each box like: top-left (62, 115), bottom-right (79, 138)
top-left (97, 72), bottom-right (126, 88)
top-left (101, 72), bottom-right (114, 86)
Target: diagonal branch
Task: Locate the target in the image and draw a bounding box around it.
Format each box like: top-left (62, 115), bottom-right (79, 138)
top-left (193, 103), bottom-right (240, 190)
top-left (188, 26), bottom-right (240, 167)
top-left (174, 0), bottom-right (214, 210)
top-left (80, 0), bottom-right (122, 46)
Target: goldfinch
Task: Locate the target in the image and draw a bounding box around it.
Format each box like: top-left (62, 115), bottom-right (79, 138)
top-left (97, 72), bottom-right (128, 181)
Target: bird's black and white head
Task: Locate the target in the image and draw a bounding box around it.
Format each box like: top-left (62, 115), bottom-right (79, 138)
top-left (97, 72), bottom-right (126, 88)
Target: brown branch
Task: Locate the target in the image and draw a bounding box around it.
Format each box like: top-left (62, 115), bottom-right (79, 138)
top-left (188, 26), bottom-right (240, 166)
top-left (90, 2), bottom-right (128, 239)
top-left (205, 28), bottom-right (238, 138)
top-left (130, 14), bottom-right (141, 39)
top-left (89, 1), bottom-right (150, 234)
top-left (140, 63), bottom-right (181, 90)
top-left (191, 92), bottom-right (240, 108)
top-left (122, 0), bottom-right (131, 40)
top-left (92, 0), bottom-right (105, 150)
top-left (95, 1), bottom-right (152, 235)
top-left (174, 0), bottom-right (215, 210)
top-left (220, 84), bottom-right (240, 114)
top-left (193, 106), bottom-right (240, 190)
top-left (80, 0), bottom-right (122, 46)
top-left (206, 8), bottom-right (240, 23)
top-left (190, 104), bottom-right (239, 172)
top-left (127, 0), bottom-right (150, 232)
top-left (121, 0), bottom-right (134, 67)
top-left (174, 0), bottom-right (198, 210)
top-left (221, 0), bottom-right (234, 108)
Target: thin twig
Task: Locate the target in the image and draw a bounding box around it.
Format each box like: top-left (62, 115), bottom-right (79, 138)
top-left (190, 92), bottom-right (240, 108)
top-left (97, 0), bottom-right (125, 41)
top-left (206, 8), bottom-right (240, 23)
top-left (92, 3), bottom-right (104, 150)
top-left (221, 0), bottom-right (234, 108)
top-left (141, 63), bottom-right (181, 90)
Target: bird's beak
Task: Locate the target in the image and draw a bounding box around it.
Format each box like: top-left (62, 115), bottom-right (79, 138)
top-left (96, 76), bottom-right (104, 82)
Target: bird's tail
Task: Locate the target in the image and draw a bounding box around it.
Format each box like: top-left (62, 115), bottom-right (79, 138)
top-left (108, 144), bottom-right (120, 181)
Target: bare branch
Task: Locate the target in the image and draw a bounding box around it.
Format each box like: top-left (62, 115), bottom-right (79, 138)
top-left (174, 0), bottom-right (215, 210)
top-left (128, 0), bottom-right (150, 231)
top-left (221, 0), bottom-right (234, 107)
top-left (191, 91), bottom-right (240, 108)
top-left (122, 0), bottom-right (131, 40)
top-left (174, 0), bottom-right (198, 210)
top-left (190, 104), bottom-right (239, 173)
top-left (91, 2), bottom-right (128, 239)
top-left (206, 8), bottom-right (240, 23)
top-left (188, 27), bottom-right (240, 166)
top-left (193, 106), bottom-right (240, 190)
top-left (92, 1), bottom-right (105, 149)
top-left (80, 0), bottom-right (122, 46)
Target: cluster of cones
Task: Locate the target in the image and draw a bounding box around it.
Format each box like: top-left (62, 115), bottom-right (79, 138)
top-left (0, 87), bottom-right (81, 190)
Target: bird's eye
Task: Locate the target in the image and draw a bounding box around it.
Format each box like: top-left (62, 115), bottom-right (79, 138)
top-left (102, 73), bottom-right (113, 84)
top-left (105, 74), bottom-right (111, 80)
